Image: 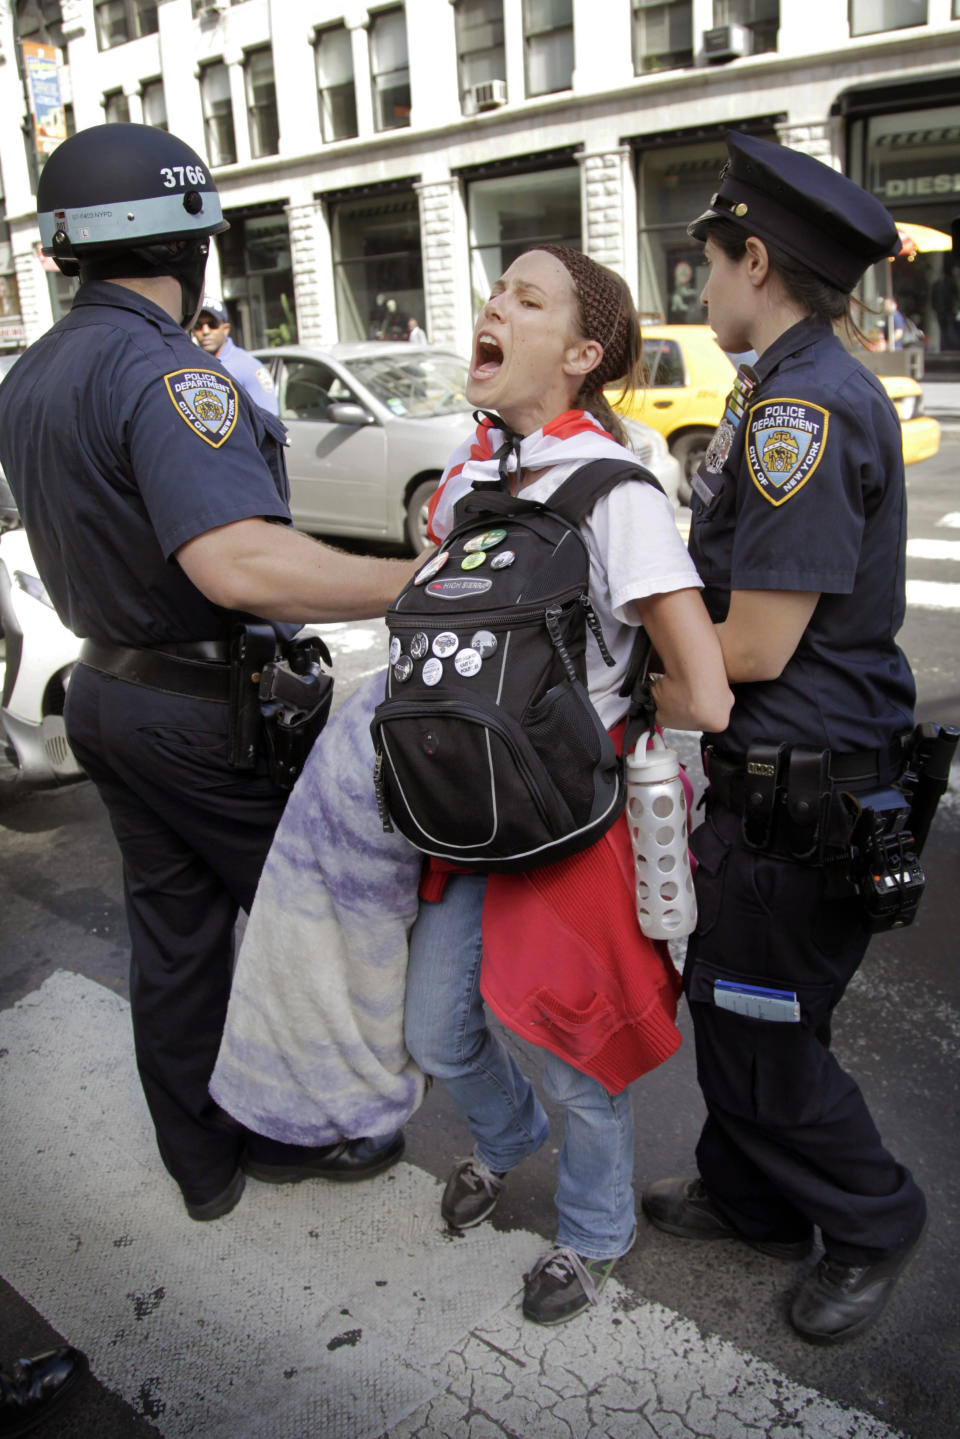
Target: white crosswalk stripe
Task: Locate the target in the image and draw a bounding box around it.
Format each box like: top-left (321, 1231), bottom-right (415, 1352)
top-left (2, 973), bottom-right (903, 1439)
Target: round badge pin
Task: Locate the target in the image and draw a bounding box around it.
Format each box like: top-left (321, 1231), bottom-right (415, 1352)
top-left (490, 549), bottom-right (516, 570)
top-left (461, 552), bottom-right (486, 570)
top-left (410, 632), bottom-right (429, 660)
top-left (479, 527), bottom-right (507, 549)
top-left (393, 655), bottom-right (413, 683)
top-left (388, 636), bottom-right (402, 666)
top-left (463, 534), bottom-right (486, 554)
top-left (471, 629), bottom-right (498, 658)
top-left (413, 551), bottom-right (448, 585)
top-left (422, 656), bottom-right (443, 687)
top-left (432, 631), bottom-right (459, 659)
top-left (455, 648), bottom-right (482, 678)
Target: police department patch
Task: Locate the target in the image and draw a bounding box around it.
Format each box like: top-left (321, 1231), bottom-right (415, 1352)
top-left (163, 368), bottom-right (238, 448)
top-left (745, 398), bottom-right (829, 506)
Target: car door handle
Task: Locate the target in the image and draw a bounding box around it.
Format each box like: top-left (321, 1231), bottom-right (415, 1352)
top-left (653, 400), bottom-right (673, 408)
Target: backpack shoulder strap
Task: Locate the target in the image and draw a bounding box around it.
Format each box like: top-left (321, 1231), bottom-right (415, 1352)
top-left (546, 457), bottom-right (664, 528)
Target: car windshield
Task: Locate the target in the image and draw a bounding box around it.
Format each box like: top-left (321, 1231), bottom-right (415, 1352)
top-left (342, 353), bottom-right (471, 418)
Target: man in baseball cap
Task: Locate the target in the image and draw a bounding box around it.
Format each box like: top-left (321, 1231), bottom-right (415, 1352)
top-left (193, 297), bottom-right (279, 414)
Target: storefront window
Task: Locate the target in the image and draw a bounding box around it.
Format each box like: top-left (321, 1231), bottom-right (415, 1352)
top-left (315, 25), bottom-right (357, 142)
top-left (849, 0), bottom-right (927, 37)
top-left (329, 187), bottom-right (423, 342)
top-left (217, 207), bottom-right (294, 349)
top-left (468, 165), bottom-right (580, 312)
top-left (636, 141), bottom-right (727, 322)
top-left (633, 0), bottom-right (692, 74)
top-left (852, 104), bottom-right (960, 363)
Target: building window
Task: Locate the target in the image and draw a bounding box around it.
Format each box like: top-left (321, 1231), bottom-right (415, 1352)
top-left (849, 0), bottom-right (927, 36)
top-left (218, 206), bottom-right (293, 349)
top-left (315, 25), bottom-right (357, 142)
top-left (329, 187), bottom-right (423, 341)
top-left (455, 0), bottom-right (506, 112)
top-left (524, 0), bottom-right (573, 96)
top-left (635, 140), bottom-right (729, 322)
top-left (468, 165), bottom-right (580, 309)
top-left (103, 89), bottom-right (131, 124)
top-left (142, 78), bottom-right (167, 130)
top-left (246, 47), bottom-right (279, 157)
top-left (201, 62), bottom-right (236, 167)
top-left (633, 0), bottom-right (692, 73)
top-left (713, 0), bottom-right (778, 53)
top-left (369, 7), bottom-right (410, 131)
top-left (94, 0), bottom-right (159, 50)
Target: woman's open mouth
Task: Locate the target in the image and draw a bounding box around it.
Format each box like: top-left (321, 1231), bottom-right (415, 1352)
top-left (471, 332), bottom-right (504, 380)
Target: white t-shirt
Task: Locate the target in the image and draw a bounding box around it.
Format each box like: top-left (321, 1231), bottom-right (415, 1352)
top-left (518, 462), bottom-right (703, 728)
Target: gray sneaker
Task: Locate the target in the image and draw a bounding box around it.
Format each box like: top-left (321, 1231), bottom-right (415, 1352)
top-left (522, 1245), bottom-right (623, 1325)
top-left (441, 1154), bottom-right (506, 1230)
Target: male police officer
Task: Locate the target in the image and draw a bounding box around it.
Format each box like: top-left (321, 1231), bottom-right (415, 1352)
top-left (0, 123), bottom-right (417, 1220)
top-left (193, 296), bottom-right (279, 414)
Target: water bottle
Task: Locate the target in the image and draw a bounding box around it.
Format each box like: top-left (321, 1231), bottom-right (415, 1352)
top-left (625, 733), bottom-right (697, 939)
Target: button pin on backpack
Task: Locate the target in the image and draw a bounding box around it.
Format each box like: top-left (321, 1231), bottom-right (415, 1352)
top-left (432, 632), bottom-right (458, 658)
top-left (471, 630), bottom-right (498, 658)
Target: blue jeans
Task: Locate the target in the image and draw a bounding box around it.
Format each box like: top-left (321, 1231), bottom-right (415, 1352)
top-left (404, 873), bottom-right (636, 1259)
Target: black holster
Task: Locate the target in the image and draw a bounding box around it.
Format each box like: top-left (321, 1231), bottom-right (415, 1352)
top-left (228, 624), bottom-right (334, 789)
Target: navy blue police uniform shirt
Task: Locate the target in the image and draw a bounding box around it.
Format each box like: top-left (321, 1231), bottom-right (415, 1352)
top-left (0, 281), bottom-right (292, 647)
top-left (688, 316), bottom-right (915, 760)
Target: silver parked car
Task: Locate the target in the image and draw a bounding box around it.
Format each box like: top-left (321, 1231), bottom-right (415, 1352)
top-left (254, 341), bottom-right (681, 552)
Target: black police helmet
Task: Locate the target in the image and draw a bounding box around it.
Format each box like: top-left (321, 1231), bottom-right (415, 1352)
top-left (38, 123), bottom-right (227, 264)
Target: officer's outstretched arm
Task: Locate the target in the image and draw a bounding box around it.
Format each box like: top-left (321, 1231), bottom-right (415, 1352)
top-left (716, 589), bottom-right (820, 683)
top-left (176, 516), bottom-right (425, 622)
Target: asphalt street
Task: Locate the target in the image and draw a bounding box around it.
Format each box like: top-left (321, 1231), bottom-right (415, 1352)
top-left (1, 432), bottom-right (958, 1438)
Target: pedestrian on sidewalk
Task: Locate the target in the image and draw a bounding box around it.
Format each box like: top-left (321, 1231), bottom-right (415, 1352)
top-left (641, 131), bottom-right (927, 1345)
top-left (0, 124), bottom-right (418, 1223)
top-left (403, 244), bottom-right (732, 1325)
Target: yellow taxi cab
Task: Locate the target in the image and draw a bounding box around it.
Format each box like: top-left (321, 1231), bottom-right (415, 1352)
top-left (608, 324), bottom-right (940, 504)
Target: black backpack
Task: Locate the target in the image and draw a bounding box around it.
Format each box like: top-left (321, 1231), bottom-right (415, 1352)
top-left (370, 458), bottom-right (660, 872)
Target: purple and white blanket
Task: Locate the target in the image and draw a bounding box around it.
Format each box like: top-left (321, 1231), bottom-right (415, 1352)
top-left (210, 670), bottom-right (426, 1145)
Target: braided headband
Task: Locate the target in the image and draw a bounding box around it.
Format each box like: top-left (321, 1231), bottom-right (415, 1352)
top-left (535, 243), bottom-right (630, 391)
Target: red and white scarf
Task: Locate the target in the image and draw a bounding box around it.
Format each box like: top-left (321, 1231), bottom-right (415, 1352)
top-left (427, 409), bottom-right (635, 544)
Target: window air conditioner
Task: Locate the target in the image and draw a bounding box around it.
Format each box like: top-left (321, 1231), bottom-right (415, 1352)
top-left (470, 79), bottom-right (507, 111)
top-left (702, 24), bottom-right (753, 63)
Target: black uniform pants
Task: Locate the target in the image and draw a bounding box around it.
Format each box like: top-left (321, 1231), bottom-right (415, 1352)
top-left (65, 664), bottom-right (317, 1203)
top-left (683, 801), bottom-right (926, 1266)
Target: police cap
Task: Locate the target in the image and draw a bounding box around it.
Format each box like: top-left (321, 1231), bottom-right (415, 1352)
top-left (688, 131), bottom-right (900, 292)
top-left (197, 298), bottom-right (229, 326)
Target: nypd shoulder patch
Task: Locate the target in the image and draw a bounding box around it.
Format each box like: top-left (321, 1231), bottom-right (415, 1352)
top-left (163, 368), bottom-right (238, 448)
top-left (745, 397), bottom-right (829, 506)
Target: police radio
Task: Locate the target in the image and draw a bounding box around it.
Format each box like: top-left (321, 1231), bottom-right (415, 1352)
top-left (845, 724), bottom-right (958, 932)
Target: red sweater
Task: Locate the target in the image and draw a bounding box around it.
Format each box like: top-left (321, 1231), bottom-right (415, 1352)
top-left (419, 721), bottom-right (685, 1095)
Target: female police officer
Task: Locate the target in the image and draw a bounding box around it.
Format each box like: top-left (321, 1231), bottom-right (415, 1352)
top-left (641, 132), bottom-right (926, 1344)
top-left (0, 125), bottom-right (418, 1220)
